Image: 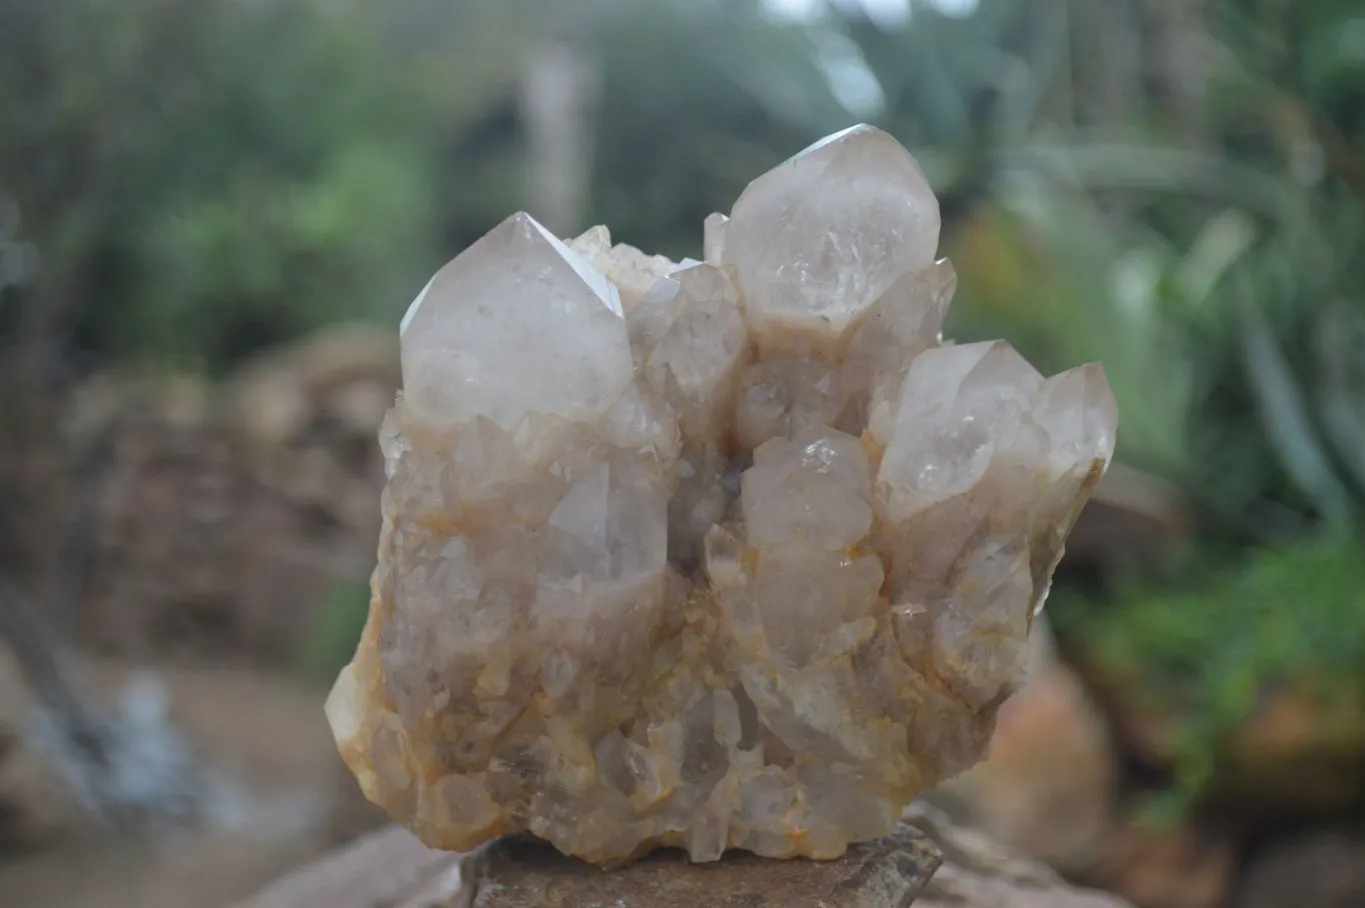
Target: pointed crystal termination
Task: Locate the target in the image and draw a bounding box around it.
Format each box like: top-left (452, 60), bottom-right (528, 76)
top-left (634, 261), bottom-right (748, 444)
top-left (723, 124), bottom-right (941, 351)
top-left (329, 126), bottom-right (1117, 868)
top-left (400, 212), bottom-right (634, 431)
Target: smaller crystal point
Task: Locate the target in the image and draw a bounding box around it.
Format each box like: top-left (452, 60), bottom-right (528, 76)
top-left (703, 212), bottom-right (729, 265)
top-left (845, 259), bottom-right (957, 437)
top-left (400, 212), bottom-right (632, 430)
top-left (569, 224), bottom-right (679, 311)
top-left (1040, 362), bottom-right (1119, 470)
top-left (876, 340), bottom-right (1044, 523)
top-left (723, 124), bottom-right (941, 347)
top-left (640, 262), bottom-right (749, 443)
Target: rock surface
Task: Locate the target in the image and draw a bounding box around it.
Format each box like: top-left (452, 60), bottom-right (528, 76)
top-left (327, 124), bottom-right (1118, 864)
top-left (233, 806), bottom-right (1134, 908)
top-left (1230, 831), bottom-right (1365, 908)
top-left (462, 822), bottom-right (942, 908)
top-left (1082, 821), bottom-right (1236, 908)
top-left (902, 804), bottom-right (1131, 908)
top-left (233, 825), bottom-right (455, 908)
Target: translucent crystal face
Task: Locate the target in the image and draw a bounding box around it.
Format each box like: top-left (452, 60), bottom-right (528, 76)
top-left (399, 212), bottom-right (632, 430)
top-left (723, 124), bottom-right (941, 346)
top-left (328, 125), bottom-right (1117, 868)
top-left (741, 427), bottom-right (873, 550)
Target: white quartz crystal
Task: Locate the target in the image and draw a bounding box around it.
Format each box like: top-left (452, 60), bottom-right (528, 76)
top-left (328, 125), bottom-right (1117, 868)
top-left (399, 213), bottom-right (631, 431)
top-left (723, 124), bottom-right (941, 349)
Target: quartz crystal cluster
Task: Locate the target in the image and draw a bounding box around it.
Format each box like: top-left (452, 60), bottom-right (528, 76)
top-left (327, 125), bottom-right (1117, 866)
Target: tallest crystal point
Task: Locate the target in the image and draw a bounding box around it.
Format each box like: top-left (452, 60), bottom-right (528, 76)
top-left (723, 124), bottom-right (941, 343)
top-left (400, 211), bottom-right (631, 429)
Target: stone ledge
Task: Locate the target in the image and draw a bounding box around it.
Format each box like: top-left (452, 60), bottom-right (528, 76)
top-left (234, 805), bottom-right (1133, 908)
top-left (458, 822), bottom-right (940, 908)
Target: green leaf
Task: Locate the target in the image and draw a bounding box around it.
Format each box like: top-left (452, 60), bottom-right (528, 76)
top-left (1316, 302), bottom-right (1365, 493)
top-left (1236, 289), bottom-right (1353, 523)
top-left (1176, 210), bottom-right (1257, 311)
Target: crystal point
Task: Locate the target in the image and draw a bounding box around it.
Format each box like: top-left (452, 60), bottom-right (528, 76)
top-left (723, 124), bottom-right (941, 348)
top-left (400, 212), bottom-right (631, 430)
top-left (330, 129), bottom-right (1116, 867)
top-left (640, 262), bottom-right (749, 444)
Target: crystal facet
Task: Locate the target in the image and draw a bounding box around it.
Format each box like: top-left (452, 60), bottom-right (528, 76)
top-left (400, 213), bottom-right (632, 430)
top-left (723, 124), bottom-right (941, 349)
top-left (328, 125), bottom-right (1117, 867)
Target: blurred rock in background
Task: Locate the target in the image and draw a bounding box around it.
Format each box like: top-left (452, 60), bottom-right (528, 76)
top-left (63, 324), bottom-right (396, 665)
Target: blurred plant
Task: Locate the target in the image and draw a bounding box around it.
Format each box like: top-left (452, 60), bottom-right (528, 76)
top-left (994, 0), bottom-right (1365, 814)
top-left (1052, 530), bottom-right (1365, 822)
top-left (583, 0), bottom-right (853, 257)
top-left (0, 0), bottom-right (443, 373)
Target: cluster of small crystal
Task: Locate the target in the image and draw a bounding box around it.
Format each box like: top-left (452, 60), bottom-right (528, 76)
top-left (326, 124), bottom-right (1117, 866)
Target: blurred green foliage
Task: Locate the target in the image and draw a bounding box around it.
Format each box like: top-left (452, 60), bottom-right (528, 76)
top-left (1052, 530), bottom-right (1365, 818)
top-left (1, 0), bottom-right (443, 371)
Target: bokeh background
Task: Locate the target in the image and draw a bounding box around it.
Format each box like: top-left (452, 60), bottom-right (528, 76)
top-left (2, 1), bottom-right (1364, 906)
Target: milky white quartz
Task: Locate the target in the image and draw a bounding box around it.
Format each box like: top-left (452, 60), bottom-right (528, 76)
top-left (327, 124), bottom-right (1117, 867)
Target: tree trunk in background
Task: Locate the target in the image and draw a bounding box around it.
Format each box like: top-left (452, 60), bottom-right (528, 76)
top-left (1140, 0), bottom-right (1210, 145)
top-left (0, 198), bottom-right (63, 609)
top-left (519, 37), bottom-right (600, 238)
top-left (1067, 0), bottom-right (1144, 135)
top-left (1064, 0), bottom-right (1209, 145)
